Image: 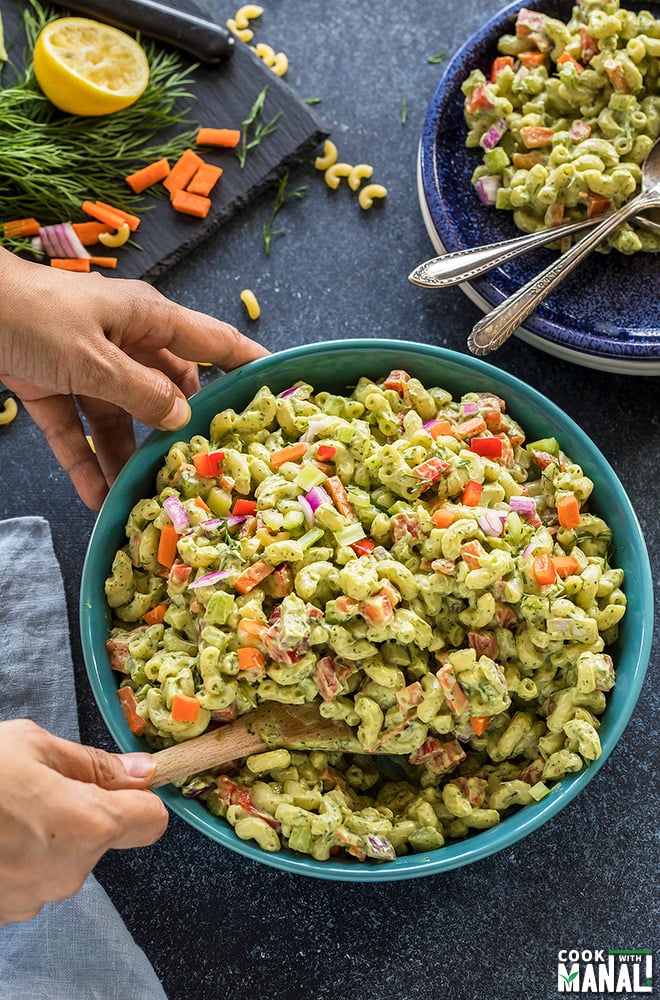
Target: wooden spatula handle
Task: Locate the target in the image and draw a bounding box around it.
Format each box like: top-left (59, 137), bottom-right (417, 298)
top-left (150, 722), bottom-right (266, 788)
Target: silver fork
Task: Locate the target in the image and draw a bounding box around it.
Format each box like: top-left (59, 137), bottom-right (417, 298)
top-left (468, 138), bottom-right (660, 356)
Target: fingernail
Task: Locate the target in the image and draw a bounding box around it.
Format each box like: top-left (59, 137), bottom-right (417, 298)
top-left (161, 396), bottom-right (191, 431)
top-left (121, 753), bottom-right (155, 779)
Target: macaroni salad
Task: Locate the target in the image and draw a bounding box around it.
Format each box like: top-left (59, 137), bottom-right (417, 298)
top-left (105, 371), bottom-right (625, 862)
top-left (462, 0), bottom-right (660, 253)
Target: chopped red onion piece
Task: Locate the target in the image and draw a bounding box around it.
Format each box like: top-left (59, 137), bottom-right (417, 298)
top-left (462, 401), bottom-right (479, 415)
top-left (278, 386), bottom-right (299, 398)
top-left (39, 222), bottom-right (91, 259)
top-left (301, 415), bottom-right (338, 443)
top-left (163, 495), bottom-right (190, 532)
top-left (480, 119), bottom-right (508, 151)
top-left (188, 569), bottom-right (231, 589)
top-left (473, 175), bottom-right (501, 206)
top-left (509, 496), bottom-right (538, 516)
top-left (306, 484), bottom-right (331, 512)
top-left (31, 236), bottom-right (43, 254)
top-left (478, 512), bottom-right (504, 537)
top-left (297, 493), bottom-right (315, 526)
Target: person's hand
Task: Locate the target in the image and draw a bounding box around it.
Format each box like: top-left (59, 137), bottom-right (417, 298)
top-left (0, 249), bottom-right (268, 510)
top-left (0, 719), bottom-right (168, 926)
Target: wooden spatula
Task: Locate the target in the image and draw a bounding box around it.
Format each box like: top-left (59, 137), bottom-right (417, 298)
top-left (149, 702), bottom-right (365, 788)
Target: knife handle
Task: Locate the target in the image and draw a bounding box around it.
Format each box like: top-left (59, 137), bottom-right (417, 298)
top-left (62, 0), bottom-right (235, 64)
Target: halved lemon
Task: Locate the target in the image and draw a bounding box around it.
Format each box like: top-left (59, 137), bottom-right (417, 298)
top-left (33, 17), bottom-right (150, 117)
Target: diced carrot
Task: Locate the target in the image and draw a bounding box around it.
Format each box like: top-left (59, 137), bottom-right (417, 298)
top-left (269, 442), bottom-right (308, 468)
top-left (382, 369), bottom-right (411, 394)
top-left (436, 665), bottom-right (469, 714)
top-left (533, 553), bottom-right (557, 586)
top-left (587, 193), bottom-right (612, 217)
top-left (163, 148), bottom-right (204, 194)
top-left (81, 200), bottom-right (128, 231)
top-left (512, 151), bottom-right (545, 169)
top-left (491, 55), bottom-right (515, 81)
top-left (552, 555), bottom-right (580, 578)
top-left (556, 494), bottom-right (581, 528)
top-left (603, 59), bottom-right (629, 92)
top-left (427, 419), bottom-right (454, 439)
top-left (549, 201), bottom-right (565, 226)
top-left (196, 127), bottom-right (241, 148)
top-left (465, 82), bottom-right (495, 114)
top-left (470, 715), bottom-right (492, 735)
top-left (461, 539), bottom-right (485, 570)
top-left (3, 217), bottom-right (40, 237)
top-left (455, 416), bottom-right (487, 439)
top-left (520, 126), bottom-right (555, 148)
top-left (557, 51), bottom-right (584, 73)
top-left (234, 559), bottom-right (275, 594)
top-left (143, 603), bottom-right (168, 625)
top-left (71, 221), bottom-right (107, 245)
top-left (50, 258), bottom-right (91, 272)
top-left (157, 522), bottom-right (179, 568)
top-left (517, 50), bottom-right (547, 68)
top-left (125, 157), bottom-right (171, 194)
top-left (170, 190), bottom-right (212, 219)
top-left (432, 507), bottom-right (456, 529)
top-left (236, 618), bottom-right (268, 641)
top-left (461, 480), bottom-right (483, 507)
top-left (117, 686), bottom-right (146, 735)
top-left (325, 475), bottom-right (357, 521)
top-left (195, 496), bottom-right (211, 512)
top-left (186, 163), bottom-right (224, 197)
top-left (171, 693), bottom-right (200, 724)
top-left (89, 256), bottom-right (118, 268)
top-left (237, 646), bottom-right (266, 671)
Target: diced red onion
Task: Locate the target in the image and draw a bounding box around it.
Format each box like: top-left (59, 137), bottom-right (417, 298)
top-left (473, 175), bottom-right (501, 206)
top-left (188, 569), bottom-right (231, 589)
top-left (31, 236), bottom-right (43, 254)
top-left (278, 386), bottom-right (299, 398)
top-left (522, 541), bottom-right (536, 558)
top-left (462, 401), bottom-right (479, 416)
top-left (509, 496), bottom-right (538, 516)
top-left (297, 493), bottom-right (315, 526)
top-left (163, 495), bottom-right (190, 532)
top-left (39, 222), bottom-right (90, 259)
top-left (301, 415), bottom-right (338, 443)
top-left (364, 835), bottom-right (397, 862)
top-left (306, 484), bottom-right (331, 512)
top-left (478, 512), bottom-right (504, 537)
top-left (480, 119), bottom-right (508, 151)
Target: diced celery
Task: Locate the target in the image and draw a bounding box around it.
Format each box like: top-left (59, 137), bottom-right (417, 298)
top-left (334, 522), bottom-right (366, 547)
top-left (527, 436), bottom-right (560, 456)
top-left (314, 503), bottom-right (346, 532)
top-left (299, 527), bottom-right (325, 550)
top-left (205, 591), bottom-right (235, 625)
top-left (282, 509), bottom-right (305, 531)
top-left (529, 781), bottom-right (551, 802)
top-left (484, 146), bottom-right (510, 174)
top-left (206, 486), bottom-right (232, 517)
top-left (335, 424), bottom-right (355, 443)
top-left (288, 825), bottom-right (313, 853)
top-left (296, 464), bottom-right (327, 490)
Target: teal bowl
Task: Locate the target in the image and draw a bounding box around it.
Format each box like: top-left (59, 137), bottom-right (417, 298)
top-left (80, 340), bottom-right (653, 881)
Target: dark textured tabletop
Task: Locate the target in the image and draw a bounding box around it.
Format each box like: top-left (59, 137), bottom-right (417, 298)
top-left (1, 1), bottom-right (659, 998)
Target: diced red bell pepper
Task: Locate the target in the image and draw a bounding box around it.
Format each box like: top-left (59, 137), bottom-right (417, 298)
top-left (411, 456), bottom-right (451, 485)
top-left (470, 437), bottom-right (503, 459)
top-left (193, 450), bottom-right (225, 478)
top-left (316, 444), bottom-right (337, 461)
top-left (351, 537), bottom-right (375, 557)
top-left (382, 369), bottom-right (411, 393)
top-left (232, 498), bottom-right (258, 516)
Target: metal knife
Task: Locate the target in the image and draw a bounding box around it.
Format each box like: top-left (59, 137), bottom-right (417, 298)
top-left (56, 0), bottom-right (235, 65)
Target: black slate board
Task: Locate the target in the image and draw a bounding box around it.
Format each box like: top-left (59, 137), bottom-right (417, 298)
top-left (1, 1), bottom-right (328, 280)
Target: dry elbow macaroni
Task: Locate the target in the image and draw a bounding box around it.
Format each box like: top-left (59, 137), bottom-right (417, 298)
top-left (315, 140), bottom-right (387, 209)
top-left (462, 0), bottom-right (660, 253)
top-left (240, 288), bottom-right (261, 320)
top-left (105, 370), bottom-right (625, 863)
top-left (0, 396), bottom-right (18, 426)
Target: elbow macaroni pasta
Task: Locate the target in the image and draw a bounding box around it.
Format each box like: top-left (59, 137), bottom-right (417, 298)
top-left (461, 0), bottom-right (660, 253)
top-left (106, 369), bottom-right (625, 863)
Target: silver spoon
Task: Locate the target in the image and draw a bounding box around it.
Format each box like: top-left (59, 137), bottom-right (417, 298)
top-left (409, 210), bottom-right (660, 288)
top-left (468, 137), bottom-right (660, 356)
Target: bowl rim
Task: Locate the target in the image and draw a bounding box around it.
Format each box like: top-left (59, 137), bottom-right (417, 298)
top-left (418, 0), bottom-right (660, 364)
top-left (80, 339), bottom-right (654, 881)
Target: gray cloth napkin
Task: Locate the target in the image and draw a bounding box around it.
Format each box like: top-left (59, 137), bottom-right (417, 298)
top-left (0, 517), bottom-right (167, 1000)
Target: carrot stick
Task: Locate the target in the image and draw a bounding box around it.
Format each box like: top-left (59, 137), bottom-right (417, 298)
top-left (89, 256), bottom-right (118, 268)
top-left (170, 190), bottom-right (212, 219)
top-left (556, 494), bottom-right (581, 529)
top-left (71, 221), bottom-right (107, 245)
top-left (196, 127), bottom-right (241, 148)
top-left (187, 163), bottom-right (224, 197)
top-left (125, 157), bottom-right (171, 194)
top-left (117, 686), bottom-right (146, 735)
top-left (3, 217), bottom-right (41, 237)
top-left (325, 475), bottom-right (357, 521)
top-left (171, 693), bottom-right (200, 724)
top-left (163, 148), bottom-right (204, 194)
top-left (237, 647), bottom-right (266, 671)
top-left (552, 555), bottom-right (580, 578)
top-left (81, 200), bottom-right (128, 231)
top-left (157, 523), bottom-right (179, 568)
top-left (93, 201), bottom-right (141, 232)
top-left (50, 258), bottom-right (91, 272)
top-left (269, 442), bottom-right (308, 468)
top-left (234, 559), bottom-right (275, 594)
top-left (431, 507), bottom-right (456, 529)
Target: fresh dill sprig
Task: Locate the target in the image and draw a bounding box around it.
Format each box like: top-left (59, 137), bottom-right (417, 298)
top-left (263, 172), bottom-right (308, 254)
top-left (237, 86), bottom-right (282, 170)
top-left (428, 51), bottom-right (447, 64)
top-left (401, 95), bottom-right (408, 124)
top-left (0, 0), bottom-right (198, 240)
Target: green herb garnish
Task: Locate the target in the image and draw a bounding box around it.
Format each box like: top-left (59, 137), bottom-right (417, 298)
top-left (305, 97), bottom-right (322, 105)
top-left (428, 51), bottom-right (447, 64)
top-left (263, 171), bottom-right (307, 254)
top-left (0, 1), bottom-right (198, 243)
top-left (401, 95), bottom-right (408, 124)
top-left (237, 85), bottom-right (282, 170)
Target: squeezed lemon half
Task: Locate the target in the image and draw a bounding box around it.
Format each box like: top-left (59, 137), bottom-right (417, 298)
top-left (33, 17), bottom-right (150, 116)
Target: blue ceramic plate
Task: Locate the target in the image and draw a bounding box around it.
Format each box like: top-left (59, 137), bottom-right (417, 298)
top-left (81, 341), bottom-right (653, 881)
top-left (418, 0), bottom-right (660, 375)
